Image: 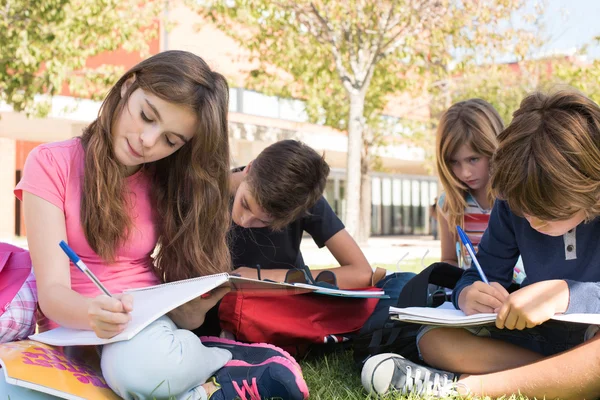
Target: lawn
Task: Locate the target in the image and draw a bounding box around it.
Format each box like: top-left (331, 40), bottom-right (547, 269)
top-left (303, 259), bottom-right (530, 399)
top-left (301, 258), bottom-right (437, 400)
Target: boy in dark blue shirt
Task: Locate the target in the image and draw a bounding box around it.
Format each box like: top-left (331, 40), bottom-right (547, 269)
top-left (362, 89), bottom-right (600, 399)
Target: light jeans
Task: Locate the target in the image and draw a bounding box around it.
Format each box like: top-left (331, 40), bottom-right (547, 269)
top-left (102, 316), bottom-right (231, 400)
top-left (0, 316), bottom-right (232, 400)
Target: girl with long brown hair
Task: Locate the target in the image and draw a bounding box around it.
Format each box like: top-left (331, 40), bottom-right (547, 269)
top-left (11, 51), bottom-right (307, 400)
top-left (435, 98), bottom-right (504, 268)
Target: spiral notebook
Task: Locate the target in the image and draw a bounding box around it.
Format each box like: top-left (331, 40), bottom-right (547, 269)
top-left (390, 302), bottom-right (600, 326)
top-left (30, 273), bottom-right (386, 346)
top-left (29, 273), bottom-right (304, 346)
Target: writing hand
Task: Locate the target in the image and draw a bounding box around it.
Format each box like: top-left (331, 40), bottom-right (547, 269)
top-left (88, 293), bottom-right (133, 339)
top-left (458, 281), bottom-right (509, 315)
top-left (496, 280), bottom-right (569, 330)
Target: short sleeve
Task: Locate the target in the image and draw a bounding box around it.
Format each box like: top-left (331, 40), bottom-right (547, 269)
top-left (14, 146), bottom-right (67, 211)
top-left (436, 192), bottom-right (448, 219)
top-left (437, 192), bottom-right (446, 209)
top-left (302, 197), bottom-right (345, 248)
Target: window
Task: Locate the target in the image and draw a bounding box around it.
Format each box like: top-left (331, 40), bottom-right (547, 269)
top-left (279, 98), bottom-right (308, 122)
top-left (242, 90), bottom-right (279, 118)
top-left (229, 87), bottom-right (239, 112)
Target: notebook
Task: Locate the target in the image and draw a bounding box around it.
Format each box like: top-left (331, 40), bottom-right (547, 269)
top-left (0, 340), bottom-right (119, 399)
top-left (30, 273), bottom-right (386, 346)
top-left (390, 301), bottom-right (600, 326)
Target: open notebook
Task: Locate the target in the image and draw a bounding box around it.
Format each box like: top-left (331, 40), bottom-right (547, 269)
top-left (390, 302), bottom-right (600, 326)
top-left (0, 340), bottom-right (119, 399)
top-left (30, 273), bottom-right (386, 346)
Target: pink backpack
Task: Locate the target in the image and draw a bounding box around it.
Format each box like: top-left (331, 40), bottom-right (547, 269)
top-left (0, 243), bottom-right (37, 342)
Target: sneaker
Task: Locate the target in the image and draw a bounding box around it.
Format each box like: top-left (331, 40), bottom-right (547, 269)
top-left (208, 356), bottom-right (309, 400)
top-left (361, 353), bottom-right (464, 397)
top-left (201, 336), bottom-right (301, 371)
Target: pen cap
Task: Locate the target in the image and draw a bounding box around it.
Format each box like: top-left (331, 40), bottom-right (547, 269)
top-left (456, 226), bottom-right (473, 250)
top-left (59, 241), bottom-right (81, 264)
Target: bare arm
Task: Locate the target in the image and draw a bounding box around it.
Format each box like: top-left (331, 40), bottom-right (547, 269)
top-left (167, 287), bottom-right (230, 330)
top-left (233, 229), bottom-right (372, 289)
top-left (23, 192), bottom-right (93, 329)
top-left (23, 192), bottom-right (131, 336)
top-left (318, 229), bottom-right (372, 289)
top-left (439, 212), bottom-right (459, 266)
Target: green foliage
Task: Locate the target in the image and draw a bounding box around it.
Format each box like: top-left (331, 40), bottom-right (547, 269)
top-left (445, 52), bottom-right (600, 129)
top-left (199, 0), bottom-right (541, 134)
top-left (0, 0), bottom-right (162, 116)
top-left (554, 59), bottom-right (600, 106)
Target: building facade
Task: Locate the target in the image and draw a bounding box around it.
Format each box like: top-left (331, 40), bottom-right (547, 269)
top-left (0, 3), bottom-right (438, 241)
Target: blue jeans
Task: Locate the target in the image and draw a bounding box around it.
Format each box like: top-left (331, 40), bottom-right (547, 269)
top-left (376, 272), bottom-right (417, 304)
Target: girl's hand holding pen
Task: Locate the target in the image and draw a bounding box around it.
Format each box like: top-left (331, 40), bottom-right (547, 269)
top-left (458, 281), bottom-right (509, 315)
top-left (88, 293), bottom-right (134, 339)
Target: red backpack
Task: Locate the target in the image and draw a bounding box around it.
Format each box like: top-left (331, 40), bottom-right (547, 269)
top-left (218, 290), bottom-right (380, 356)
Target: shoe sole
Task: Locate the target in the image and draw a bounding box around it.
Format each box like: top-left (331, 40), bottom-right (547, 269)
top-left (361, 353), bottom-right (404, 395)
top-left (225, 356), bottom-right (309, 400)
top-left (200, 336), bottom-right (301, 371)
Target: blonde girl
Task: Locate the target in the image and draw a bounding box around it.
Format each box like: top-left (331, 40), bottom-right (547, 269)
top-left (436, 99), bottom-right (504, 267)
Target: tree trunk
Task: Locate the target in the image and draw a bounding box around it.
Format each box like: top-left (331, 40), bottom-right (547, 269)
top-left (344, 90), bottom-right (366, 239)
top-left (357, 154), bottom-right (371, 246)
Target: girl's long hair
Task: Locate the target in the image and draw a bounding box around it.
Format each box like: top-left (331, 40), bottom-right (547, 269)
top-left (436, 99), bottom-right (504, 240)
top-left (80, 50), bottom-right (231, 282)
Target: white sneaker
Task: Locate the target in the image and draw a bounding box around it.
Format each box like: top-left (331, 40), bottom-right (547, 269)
top-left (362, 353), bottom-right (464, 397)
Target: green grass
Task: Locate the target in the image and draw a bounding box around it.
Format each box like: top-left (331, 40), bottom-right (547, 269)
top-left (299, 349), bottom-right (528, 400)
top-left (304, 260), bottom-right (536, 400)
top-left (301, 259), bottom-right (438, 399)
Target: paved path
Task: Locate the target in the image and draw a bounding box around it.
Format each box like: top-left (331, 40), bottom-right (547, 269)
top-left (301, 235), bottom-right (440, 266)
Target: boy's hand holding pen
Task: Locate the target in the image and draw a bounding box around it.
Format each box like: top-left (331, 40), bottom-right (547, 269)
top-left (59, 241), bottom-right (133, 339)
top-left (455, 227), bottom-right (509, 316)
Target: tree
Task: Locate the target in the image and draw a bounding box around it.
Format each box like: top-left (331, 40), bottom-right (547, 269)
top-left (441, 61), bottom-right (549, 125)
top-left (446, 42), bottom-right (600, 128)
top-left (554, 59), bottom-right (600, 106)
top-left (0, 0), bottom-right (162, 116)
top-left (200, 0), bottom-right (542, 243)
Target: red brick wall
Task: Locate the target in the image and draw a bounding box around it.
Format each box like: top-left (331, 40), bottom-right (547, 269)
top-left (15, 141), bottom-right (44, 236)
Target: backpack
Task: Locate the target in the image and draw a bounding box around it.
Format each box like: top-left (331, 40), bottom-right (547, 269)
top-left (218, 288), bottom-right (381, 357)
top-left (0, 243), bottom-right (37, 343)
top-left (352, 263), bottom-right (464, 367)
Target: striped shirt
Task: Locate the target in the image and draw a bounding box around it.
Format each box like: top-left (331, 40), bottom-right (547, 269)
top-left (438, 192), bottom-right (491, 268)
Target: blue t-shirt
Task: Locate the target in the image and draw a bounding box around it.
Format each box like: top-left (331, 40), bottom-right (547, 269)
top-left (452, 200), bottom-right (600, 314)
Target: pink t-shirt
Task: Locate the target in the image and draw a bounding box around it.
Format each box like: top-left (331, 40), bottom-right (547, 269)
top-left (15, 138), bottom-right (160, 329)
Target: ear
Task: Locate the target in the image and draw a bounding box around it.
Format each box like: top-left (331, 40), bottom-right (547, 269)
top-left (244, 161), bottom-right (253, 176)
top-left (120, 74), bottom-right (136, 99)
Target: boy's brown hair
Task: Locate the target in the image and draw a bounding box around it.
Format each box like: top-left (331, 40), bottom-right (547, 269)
top-left (491, 89), bottom-right (600, 221)
top-left (247, 140), bottom-right (330, 229)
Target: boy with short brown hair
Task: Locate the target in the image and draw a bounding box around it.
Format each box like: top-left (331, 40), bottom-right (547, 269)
top-left (362, 89), bottom-right (600, 399)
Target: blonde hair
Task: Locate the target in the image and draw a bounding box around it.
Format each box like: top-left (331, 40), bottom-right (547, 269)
top-left (491, 89), bottom-right (600, 221)
top-left (436, 99), bottom-right (504, 239)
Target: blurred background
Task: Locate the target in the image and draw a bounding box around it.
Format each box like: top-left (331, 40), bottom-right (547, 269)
top-left (1, 0), bottom-right (599, 252)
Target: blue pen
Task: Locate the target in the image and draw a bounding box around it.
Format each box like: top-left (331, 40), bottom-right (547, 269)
top-left (456, 226), bottom-right (490, 284)
top-left (59, 240), bottom-right (113, 297)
